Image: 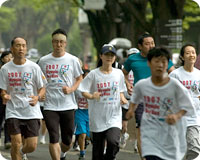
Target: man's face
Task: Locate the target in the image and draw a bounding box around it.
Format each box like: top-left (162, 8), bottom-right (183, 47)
top-left (139, 37), bottom-right (155, 56)
top-left (11, 38), bottom-right (27, 59)
top-left (52, 34), bottom-right (67, 54)
top-left (148, 56), bottom-right (168, 77)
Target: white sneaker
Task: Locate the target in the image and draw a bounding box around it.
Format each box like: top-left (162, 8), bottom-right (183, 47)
top-left (73, 145), bottom-right (80, 151)
top-left (39, 136), bottom-right (46, 144)
top-left (134, 139), bottom-right (138, 153)
top-left (119, 132), bottom-right (129, 149)
top-left (0, 153), bottom-right (7, 160)
top-left (22, 153), bottom-right (28, 160)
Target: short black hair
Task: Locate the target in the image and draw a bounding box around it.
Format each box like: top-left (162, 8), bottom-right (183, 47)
top-left (52, 28), bottom-right (67, 38)
top-left (11, 37), bottom-right (27, 47)
top-left (1, 50), bottom-right (12, 60)
top-left (147, 47), bottom-right (171, 62)
top-left (179, 43), bottom-right (196, 66)
top-left (138, 33), bottom-right (153, 45)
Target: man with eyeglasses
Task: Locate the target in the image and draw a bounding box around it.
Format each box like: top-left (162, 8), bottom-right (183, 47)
top-left (38, 28), bottom-right (83, 160)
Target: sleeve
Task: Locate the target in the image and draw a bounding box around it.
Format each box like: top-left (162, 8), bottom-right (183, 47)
top-left (169, 70), bottom-right (176, 78)
top-left (167, 59), bottom-right (174, 70)
top-left (176, 80), bottom-right (196, 116)
top-left (130, 81), bottom-right (142, 104)
top-left (78, 71), bottom-right (94, 93)
top-left (0, 68), bottom-right (7, 90)
top-left (73, 58), bottom-right (83, 78)
top-left (35, 65), bottom-right (47, 89)
top-left (119, 70), bottom-right (127, 93)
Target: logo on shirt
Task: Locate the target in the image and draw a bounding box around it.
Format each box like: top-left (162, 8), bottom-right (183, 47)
top-left (60, 64), bottom-right (69, 74)
top-left (23, 72), bottom-right (32, 87)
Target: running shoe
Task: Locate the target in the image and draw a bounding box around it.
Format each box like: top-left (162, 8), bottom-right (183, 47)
top-left (0, 153), bottom-right (7, 160)
top-left (119, 132), bottom-right (129, 149)
top-left (22, 153), bottom-right (28, 160)
top-left (79, 154), bottom-right (85, 160)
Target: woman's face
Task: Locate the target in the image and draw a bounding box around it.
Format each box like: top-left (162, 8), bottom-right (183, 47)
top-left (182, 46), bottom-right (197, 65)
top-left (100, 52), bottom-right (116, 66)
top-left (2, 53), bottom-right (13, 64)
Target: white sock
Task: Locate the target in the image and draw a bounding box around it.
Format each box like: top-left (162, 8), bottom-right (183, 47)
top-left (20, 147), bottom-right (25, 155)
top-left (60, 151), bottom-right (66, 158)
top-left (40, 135), bottom-right (45, 140)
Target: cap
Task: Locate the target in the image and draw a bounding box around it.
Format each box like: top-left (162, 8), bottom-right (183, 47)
top-left (128, 48), bottom-right (139, 56)
top-left (101, 44), bottom-right (116, 55)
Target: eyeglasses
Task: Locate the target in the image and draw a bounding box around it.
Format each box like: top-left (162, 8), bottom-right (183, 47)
top-left (52, 40), bottom-right (66, 45)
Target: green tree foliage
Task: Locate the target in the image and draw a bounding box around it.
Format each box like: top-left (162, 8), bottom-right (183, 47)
top-left (183, 0), bottom-right (200, 30)
top-left (0, 0), bottom-right (81, 57)
top-left (0, 6), bottom-right (15, 31)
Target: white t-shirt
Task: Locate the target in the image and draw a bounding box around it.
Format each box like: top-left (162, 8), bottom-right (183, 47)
top-left (130, 77), bottom-right (195, 160)
top-left (169, 66), bottom-right (200, 126)
top-left (75, 90), bottom-right (88, 109)
top-left (78, 68), bottom-right (127, 132)
top-left (0, 59), bottom-right (45, 119)
top-left (38, 52), bottom-right (83, 111)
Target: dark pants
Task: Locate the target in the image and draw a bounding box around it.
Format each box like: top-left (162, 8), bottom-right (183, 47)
top-left (145, 156), bottom-right (164, 160)
top-left (91, 127), bottom-right (120, 160)
top-left (0, 103), bottom-right (10, 144)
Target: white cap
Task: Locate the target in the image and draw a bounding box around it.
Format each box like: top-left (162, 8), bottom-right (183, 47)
top-left (128, 48), bottom-right (139, 55)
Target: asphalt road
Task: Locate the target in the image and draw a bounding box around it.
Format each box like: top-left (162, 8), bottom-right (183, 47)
top-left (1, 118), bottom-right (140, 160)
top-left (1, 139), bottom-right (140, 160)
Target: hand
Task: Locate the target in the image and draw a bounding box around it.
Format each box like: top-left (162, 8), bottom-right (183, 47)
top-left (127, 83), bottom-right (133, 95)
top-left (92, 92), bottom-right (101, 100)
top-left (121, 96), bottom-right (128, 105)
top-left (166, 114), bottom-right (179, 125)
top-left (29, 95), bottom-right (39, 106)
top-left (2, 94), bottom-right (11, 104)
top-left (62, 86), bottom-right (73, 94)
top-left (126, 109), bottom-right (134, 120)
top-left (39, 94), bottom-right (46, 101)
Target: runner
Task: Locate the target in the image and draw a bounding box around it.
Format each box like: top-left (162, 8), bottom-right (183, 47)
top-left (126, 47), bottom-right (195, 160)
top-left (74, 69), bottom-right (90, 160)
top-left (78, 44), bottom-right (127, 160)
top-left (0, 37), bottom-right (46, 160)
top-left (169, 44), bottom-right (200, 160)
top-left (38, 28), bottom-right (83, 160)
top-left (122, 33), bottom-right (174, 159)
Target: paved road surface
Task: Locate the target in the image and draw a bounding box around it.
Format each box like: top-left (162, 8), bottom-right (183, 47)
top-left (1, 138), bottom-right (140, 160)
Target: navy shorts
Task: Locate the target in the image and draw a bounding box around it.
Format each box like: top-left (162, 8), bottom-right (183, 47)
top-left (135, 103), bottom-right (144, 128)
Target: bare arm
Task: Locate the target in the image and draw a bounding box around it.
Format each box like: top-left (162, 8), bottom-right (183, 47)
top-left (120, 92), bottom-right (128, 105)
top-left (1, 90), bottom-right (11, 105)
top-left (126, 102), bottom-right (138, 120)
top-left (29, 87), bottom-right (46, 106)
top-left (82, 92), bottom-right (101, 100)
top-left (122, 68), bottom-right (133, 95)
top-left (167, 66), bottom-right (175, 74)
top-left (62, 75), bottom-right (83, 94)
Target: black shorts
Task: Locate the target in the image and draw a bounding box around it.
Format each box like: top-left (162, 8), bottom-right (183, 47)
top-left (122, 108), bottom-right (129, 121)
top-left (40, 106), bottom-right (45, 120)
top-left (6, 118), bottom-right (40, 138)
top-left (43, 109), bottom-right (75, 145)
top-left (135, 103), bottom-right (144, 128)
